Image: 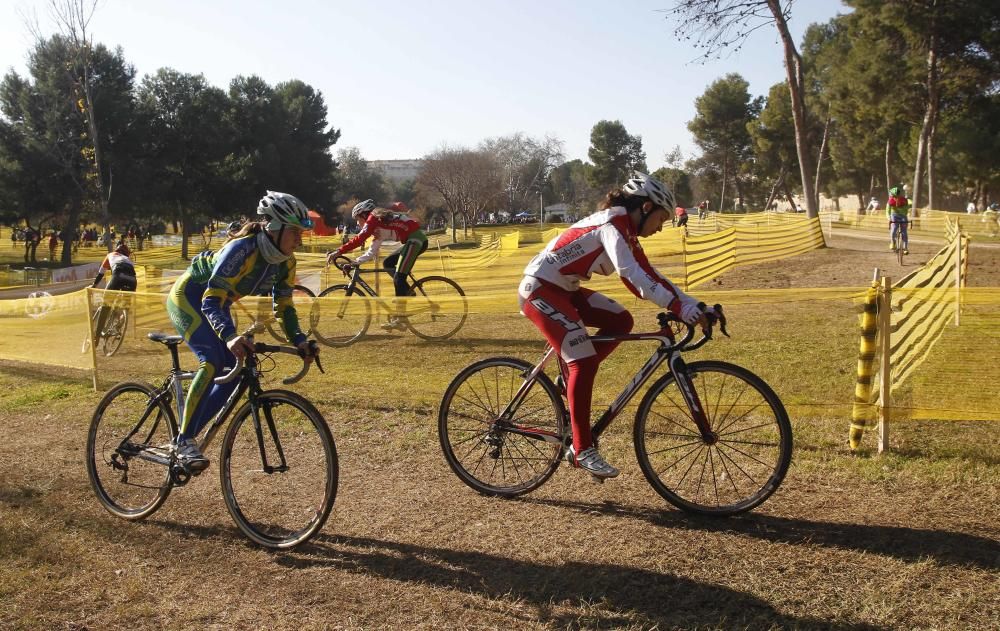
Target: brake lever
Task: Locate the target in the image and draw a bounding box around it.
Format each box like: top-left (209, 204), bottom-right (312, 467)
top-left (712, 303), bottom-right (730, 337)
top-left (306, 340), bottom-right (325, 374)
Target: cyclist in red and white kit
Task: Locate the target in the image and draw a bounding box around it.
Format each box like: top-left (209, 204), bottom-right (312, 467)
top-left (519, 172), bottom-right (707, 479)
top-left (327, 199), bottom-right (428, 330)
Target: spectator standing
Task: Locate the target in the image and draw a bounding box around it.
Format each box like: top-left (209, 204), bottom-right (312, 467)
top-left (967, 201), bottom-right (977, 214)
top-left (48, 231), bottom-right (58, 260)
top-left (982, 203), bottom-right (999, 238)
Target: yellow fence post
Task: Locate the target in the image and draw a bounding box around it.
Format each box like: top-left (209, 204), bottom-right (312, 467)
top-left (850, 274), bottom-right (881, 451)
top-left (955, 234), bottom-right (962, 326)
top-left (681, 234), bottom-right (689, 291)
top-left (87, 288), bottom-right (100, 392)
top-left (877, 275), bottom-right (892, 454)
top-left (437, 240), bottom-right (446, 274)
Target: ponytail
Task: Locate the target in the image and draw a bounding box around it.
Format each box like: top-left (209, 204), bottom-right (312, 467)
top-left (224, 219), bottom-right (265, 245)
top-left (600, 189), bottom-right (645, 212)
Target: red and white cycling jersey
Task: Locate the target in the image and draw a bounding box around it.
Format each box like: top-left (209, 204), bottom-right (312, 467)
top-left (100, 251), bottom-right (135, 274)
top-left (522, 206), bottom-right (694, 315)
top-left (337, 212), bottom-right (421, 264)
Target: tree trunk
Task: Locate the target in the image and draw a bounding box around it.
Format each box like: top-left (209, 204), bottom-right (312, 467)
top-left (814, 116), bottom-right (831, 210)
top-left (61, 196), bottom-right (81, 266)
top-left (783, 186), bottom-right (796, 211)
top-left (885, 139), bottom-right (893, 193)
top-left (764, 166), bottom-right (787, 212)
top-left (927, 116), bottom-right (937, 210)
top-left (767, 0), bottom-right (818, 218)
top-left (912, 9), bottom-right (939, 209)
top-left (178, 201), bottom-right (189, 260)
top-left (80, 61), bottom-right (111, 228)
top-left (719, 156), bottom-right (728, 214)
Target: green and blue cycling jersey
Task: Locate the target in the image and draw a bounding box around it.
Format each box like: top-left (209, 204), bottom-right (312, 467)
top-left (166, 233), bottom-right (305, 439)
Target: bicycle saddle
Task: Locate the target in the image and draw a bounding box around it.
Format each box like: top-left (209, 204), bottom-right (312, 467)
top-left (147, 332), bottom-right (183, 346)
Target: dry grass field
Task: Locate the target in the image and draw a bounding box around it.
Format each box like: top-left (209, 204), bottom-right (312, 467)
top-left (2, 234), bottom-right (998, 630)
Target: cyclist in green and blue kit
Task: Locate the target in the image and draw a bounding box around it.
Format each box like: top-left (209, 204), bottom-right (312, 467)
top-left (166, 191), bottom-right (317, 471)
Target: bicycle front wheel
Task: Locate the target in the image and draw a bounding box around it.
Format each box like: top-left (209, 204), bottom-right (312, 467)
top-left (86, 382), bottom-right (174, 519)
top-left (634, 361), bottom-right (792, 516)
top-left (266, 285), bottom-right (316, 342)
top-left (406, 276), bottom-right (467, 341)
top-left (438, 357), bottom-right (566, 497)
top-left (220, 390), bottom-right (338, 549)
top-left (895, 233), bottom-right (904, 265)
top-left (313, 284), bottom-right (371, 347)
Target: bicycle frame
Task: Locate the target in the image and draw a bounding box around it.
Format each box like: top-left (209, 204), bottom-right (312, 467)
top-left (497, 326), bottom-right (716, 447)
top-left (332, 265), bottom-right (440, 318)
top-left (117, 346), bottom-right (288, 479)
top-left (340, 265), bottom-right (416, 298)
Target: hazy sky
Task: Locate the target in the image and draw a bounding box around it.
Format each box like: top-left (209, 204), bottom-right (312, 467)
top-left (0, 0), bottom-right (848, 171)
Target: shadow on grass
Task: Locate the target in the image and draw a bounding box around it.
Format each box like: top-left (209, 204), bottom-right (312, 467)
top-left (521, 497), bottom-right (1000, 571)
top-left (267, 534), bottom-right (876, 630)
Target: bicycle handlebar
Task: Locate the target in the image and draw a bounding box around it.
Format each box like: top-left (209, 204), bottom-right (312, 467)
top-left (328, 254), bottom-right (353, 275)
top-left (656, 303), bottom-right (729, 351)
top-left (212, 340), bottom-right (324, 385)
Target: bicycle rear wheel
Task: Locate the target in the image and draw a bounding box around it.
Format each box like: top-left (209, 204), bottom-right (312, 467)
top-left (100, 309), bottom-right (128, 356)
top-left (438, 357), bottom-right (566, 497)
top-left (220, 390), bottom-right (338, 549)
top-left (266, 285), bottom-right (316, 342)
top-left (86, 382), bottom-right (174, 519)
top-left (405, 276), bottom-right (467, 341)
top-left (313, 284), bottom-right (371, 347)
top-left (633, 360), bottom-right (792, 516)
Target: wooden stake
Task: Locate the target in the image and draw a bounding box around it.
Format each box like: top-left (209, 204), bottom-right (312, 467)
top-left (877, 275), bottom-right (892, 454)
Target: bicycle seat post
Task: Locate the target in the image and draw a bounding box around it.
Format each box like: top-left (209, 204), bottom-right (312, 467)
top-left (167, 343), bottom-right (182, 373)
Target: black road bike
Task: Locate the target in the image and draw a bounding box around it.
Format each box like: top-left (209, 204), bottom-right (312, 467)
top-left (86, 326), bottom-right (338, 549)
top-left (438, 307), bottom-right (792, 516)
top-left (312, 255), bottom-right (468, 346)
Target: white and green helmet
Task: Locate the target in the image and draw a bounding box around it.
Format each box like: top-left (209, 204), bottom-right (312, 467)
top-left (257, 190), bottom-right (313, 230)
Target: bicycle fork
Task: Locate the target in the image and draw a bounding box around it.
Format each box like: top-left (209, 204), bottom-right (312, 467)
top-left (667, 353), bottom-right (717, 444)
top-left (249, 396), bottom-right (289, 474)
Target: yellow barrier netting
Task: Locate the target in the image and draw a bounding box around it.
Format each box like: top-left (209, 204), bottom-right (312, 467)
top-left (849, 216), bottom-right (1000, 449)
top-left (3, 214), bottom-right (998, 430)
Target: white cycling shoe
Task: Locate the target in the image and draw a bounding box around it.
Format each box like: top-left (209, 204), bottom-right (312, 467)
top-left (380, 318), bottom-right (408, 332)
top-left (567, 446), bottom-right (619, 479)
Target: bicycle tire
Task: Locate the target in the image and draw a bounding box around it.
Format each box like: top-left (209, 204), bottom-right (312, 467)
top-left (895, 232), bottom-right (904, 265)
top-left (86, 381), bottom-right (174, 520)
top-left (438, 357), bottom-right (566, 497)
top-left (633, 360), bottom-right (792, 516)
top-left (100, 309), bottom-right (128, 356)
top-left (265, 284), bottom-right (316, 342)
top-left (219, 389), bottom-right (338, 549)
top-left (313, 284), bottom-right (371, 347)
top-left (405, 276), bottom-right (468, 341)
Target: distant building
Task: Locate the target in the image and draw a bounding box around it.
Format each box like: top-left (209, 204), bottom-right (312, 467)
top-left (370, 159), bottom-right (424, 183)
top-left (544, 203), bottom-right (570, 222)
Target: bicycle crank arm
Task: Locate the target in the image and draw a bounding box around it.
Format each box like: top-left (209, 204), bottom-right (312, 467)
top-left (117, 442), bottom-right (171, 467)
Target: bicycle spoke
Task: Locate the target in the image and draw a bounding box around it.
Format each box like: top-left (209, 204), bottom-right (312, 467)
top-left (716, 443), bottom-right (766, 486)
